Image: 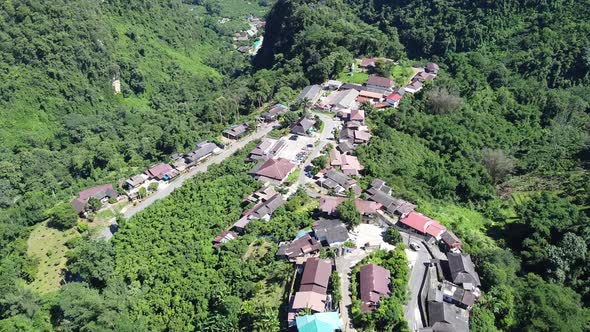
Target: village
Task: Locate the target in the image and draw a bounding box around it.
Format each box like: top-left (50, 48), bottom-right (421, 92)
top-left (69, 58), bottom-right (479, 332)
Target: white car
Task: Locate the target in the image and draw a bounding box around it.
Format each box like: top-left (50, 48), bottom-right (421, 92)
top-left (409, 242), bottom-right (421, 251)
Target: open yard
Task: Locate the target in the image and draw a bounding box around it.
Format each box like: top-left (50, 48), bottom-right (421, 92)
top-left (337, 71), bottom-right (369, 84)
top-left (392, 65), bottom-right (416, 86)
top-left (26, 221), bottom-right (78, 294)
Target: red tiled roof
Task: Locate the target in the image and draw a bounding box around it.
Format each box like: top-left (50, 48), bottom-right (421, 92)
top-left (147, 163), bottom-right (174, 179)
top-left (360, 58), bottom-right (376, 67)
top-left (255, 158), bottom-right (296, 181)
top-left (354, 200), bottom-right (382, 215)
top-left (319, 196), bottom-right (346, 214)
top-left (373, 102), bottom-right (390, 109)
top-left (386, 93), bottom-right (402, 102)
top-left (400, 212), bottom-right (446, 238)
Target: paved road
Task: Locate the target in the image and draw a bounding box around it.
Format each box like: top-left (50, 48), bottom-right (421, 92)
top-left (288, 113), bottom-right (340, 195)
top-left (401, 232), bottom-right (431, 331)
top-left (122, 123), bottom-right (275, 219)
top-left (286, 112), bottom-right (341, 196)
top-left (335, 249), bottom-right (369, 332)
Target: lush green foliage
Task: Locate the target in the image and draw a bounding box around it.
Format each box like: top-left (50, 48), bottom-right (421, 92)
top-left (350, 248), bottom-right (409, 332)
top-left (337, 198), bottom-right (361, 229)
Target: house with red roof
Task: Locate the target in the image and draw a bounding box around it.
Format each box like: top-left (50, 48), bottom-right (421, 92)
top-left (386, 93), bottom-right (402, 107)
top-left (366, 75), bottom-right (394, 92)
top-left (348, 109), bottom-right (365, 123)
top-left (146, 163), bottom-right (178, 181)
top-left (399, 211), bottom-right (446, 239)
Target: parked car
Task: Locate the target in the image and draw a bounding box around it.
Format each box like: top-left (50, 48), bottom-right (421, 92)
top-left (409, 242), bottom-right (421, 251)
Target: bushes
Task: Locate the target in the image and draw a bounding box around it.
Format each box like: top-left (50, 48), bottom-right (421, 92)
top-left (47, 204), bottom-right (78, 231)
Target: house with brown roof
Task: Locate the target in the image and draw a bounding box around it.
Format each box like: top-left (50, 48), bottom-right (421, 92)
top-left (404, 80), bottom-right (423, 94)
top-left (348, 109), bottom-right (365, 123)
top-left (250, 193), bottom-right (286, 220)
top-left (440, 230), bottom-right (462, 252)
top-left (358, 90), bottom-right (383, 102)
top-left (316, 169), bottom-right (360, 196)
top-left (359, 57), bottom-right (377, 68)
top-left (125, 174), bottom-right (148, 190)
top-left (146, 163), bottom-right (178, 181)
top-left (340, 155), bottom-right (364, 176)
top-left (71, 184), bottom-right (119, 215)
top-left (291, 117), bottom-right (317, 136)
top-left (250, 158), bottom-right (296, 183)
top-left (300, 258), bottom-right (332, 294)
top-left (366, 75), bottom-right (394, 92)
top-left (298, 85), bottom-right (323, 104)
top-left (426, 63), bottom-right (440, 74)
top-left (353, 130), bottom-right (371, 144)
top-left (277, 234), bottom-right (322, 260)
top-left (359, 264), bottom-right (391, 312)
top-left (261, 104), bottom-right (289, 122)
top-left (223, 122), bottom-right (249, 140)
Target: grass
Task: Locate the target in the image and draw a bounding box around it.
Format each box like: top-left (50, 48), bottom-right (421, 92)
top-left (337, 71), bottom-right (369, 84)
top-left (244, 239), bottom-right (272, 260)
top-left (26, 221), bottom-right (78, 294)
top-left (391, 65), bottom-right (415, 86)
top-left (285, 168), bottom-right (301, 185)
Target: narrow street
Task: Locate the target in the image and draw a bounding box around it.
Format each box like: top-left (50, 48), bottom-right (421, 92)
top-left (401, 231), bottom-right (431, 331)
top-left (335, 249), bottom-right (368, 332)
top-left (122, 123), bottom-right (275, 219)
top-left (286, 112), bottom-right (340, 196)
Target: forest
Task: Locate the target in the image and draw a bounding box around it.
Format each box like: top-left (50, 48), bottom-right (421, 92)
top-left (1, 0), bottom-right (590, 330)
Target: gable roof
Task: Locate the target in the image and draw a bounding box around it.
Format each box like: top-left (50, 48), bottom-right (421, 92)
top-left (223, 122), bottom-right (248, 137)
top-left (441, 230), bottom-right (462, 249)
top-left (300, 258), bottom-right (332, 293)
top-left (337, 141), bottom-right (355, 154)
top-left (298, 85), bottom-right (322, 102)
top-left (447, 253), bottom-right (481, 287)
top-left (386, 93), bottom-right (402, 102)
top-left (292, 118), bottom-right (316, 135)
top-left (72, 184), bottom-right (119, 213)
top-left (349, 109), bottom-right (365, 121)
top-left (323, 89), bottom-right (359, 109)
top-left (358, 90), bottom-right (383, 100)
top-left (277, 234), bottom-right (322, 259)
top-left (360, 58), bottom-right (376, 67)
top-left (263, 104), bottom-right (289, 120)
top-left (400, 212), bottom-right (446, 237)
top-left (427, 301), bottom-right (469, 332)
top-left (251, 193), bottom-right (285, 219)
top-left (147, 163), bottom-right (175, 179)
top-left (354, 130), bottom-right (371, 142)
top-left (360, 264), bottom-right (391, 311)
top-left (313, 218), bottom-right (349, 245)
top-left (292, 291), bottom-right (327, 312)
top-left (252, 158), bottom-right (295, 181)
top-left (367, 75), bottom-right (393, 88)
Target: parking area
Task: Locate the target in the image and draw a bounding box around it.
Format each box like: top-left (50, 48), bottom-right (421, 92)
top-left (275, 135), bottom-right (316, 164)
top-left (349, 223), bottom-right (396, 251)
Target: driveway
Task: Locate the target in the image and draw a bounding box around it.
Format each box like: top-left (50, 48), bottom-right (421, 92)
top-left (335, 248), bottom-right (368, 332)
top-left (122, 123), bottom-right (275, 219)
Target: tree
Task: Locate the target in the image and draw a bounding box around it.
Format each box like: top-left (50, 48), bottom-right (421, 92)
top-left (87, 197), bottom-right (102, 213)
top-left (47, 204), bottom-right (78, 230)
top-left (426, 86), bottom-right (462, 114)
top-left (481, 148), bottom-right (514, 184)
top-left (311, 155), bottom-right (328, 174)
top-left (383, 227), bottom-right (403, 246)
top-left (515, 274), bottom-right (590, 332)
top-left (147, 182), bottom-right (159, 192)
top-left (337, 199), bottom-right (361, 229)
top-left (374, 59), bottom-right (393, 78)
top-left (54, 283), bottom-right (105, 331)
top-left (138, 187), bottom-right (147, 199)
top-left (66, 240), bottom-right (115, 289)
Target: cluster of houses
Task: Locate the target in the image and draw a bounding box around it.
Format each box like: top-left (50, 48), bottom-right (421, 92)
top-left (234, 15), bottom-right (266, 54)
top-left (302, 59), bottom-right (440, 114)
top-left (70, 141), bottom-right (222, 217)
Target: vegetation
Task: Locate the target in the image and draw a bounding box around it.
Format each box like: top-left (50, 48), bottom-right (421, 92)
top-left (337, 198), bottom-right (361, 229)
top-left (383, 227), bottom-right (403, 246)
top-left (350, 248), bottom-right (409, 332)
